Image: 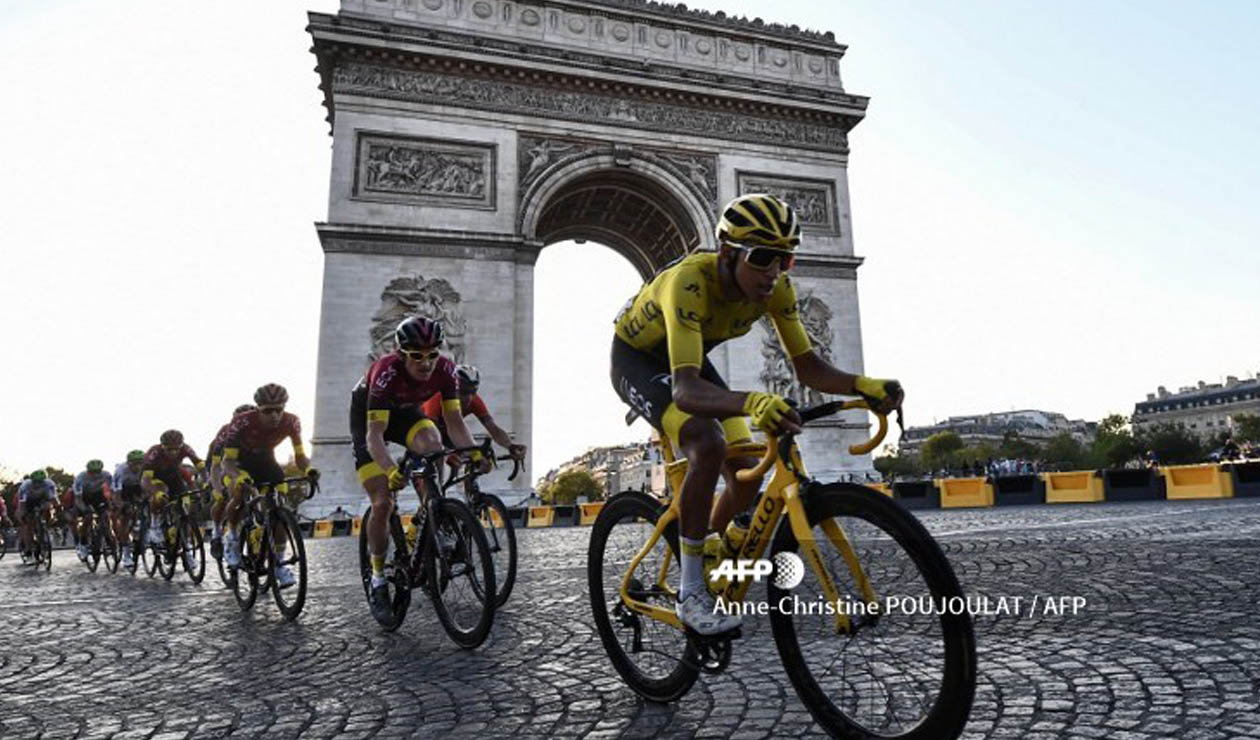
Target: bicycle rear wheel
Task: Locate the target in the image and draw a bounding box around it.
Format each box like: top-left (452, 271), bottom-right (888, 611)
top-left (477, 493), bottom-right (517, 608)
top-left (100, 519), bottom-right (119, 574)
top-left (767, 483), bottom-right (976, 740)
top-left (269, 508), bottom-right (307, 620)
top-left (39, 521), bottom-right (53, 572)
top-left (424, 498), bottom-right (495, 648)
top-left (358, 506), bottom-right (412, 631)
top-left (587, 490), bottom-right (699, 702)
top-left (180, 519), bottom-right (205, 584)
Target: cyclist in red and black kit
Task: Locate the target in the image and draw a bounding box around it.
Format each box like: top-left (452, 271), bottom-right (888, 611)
top-left (421, 364), bottom-right (526, 483)
top-left (220, 384), bottom-right (314, 587)
top-left (207, 403), bottom-right (256, 559)
top-left (141, 430), bottom-right (205, 546)
top-left (352, 316), bottom-right (489, 621)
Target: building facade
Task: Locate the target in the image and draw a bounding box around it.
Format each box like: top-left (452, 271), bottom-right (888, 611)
top-left (900, 409), bottom-right (1094, 451)
top-left (538, 440), bottom-right (666, 498)
top-left (1132, 374), bottom-right (1260, 438)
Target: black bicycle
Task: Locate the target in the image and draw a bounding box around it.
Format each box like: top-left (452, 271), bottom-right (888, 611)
top-left (438, 439), bottom-right (522, 608)
top-left (358, 446), bottom-right (496, 646)
top-left (230, 472), bottom-right (319, 620)
top-left (26, 504), bottom-right (55, 572)
top-left (151, 487), bottom-right (207, 584)
top-left (79, 502), bottom-right (119, 574)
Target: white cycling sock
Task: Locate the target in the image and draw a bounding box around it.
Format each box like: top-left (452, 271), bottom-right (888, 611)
top-left (680, 536), bottom-right (705, 600)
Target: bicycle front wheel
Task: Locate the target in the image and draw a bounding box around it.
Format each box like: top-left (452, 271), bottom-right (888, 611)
top-left (587, 490), bottom-right (698, 703)
top-left (767, 483), bottom-right (977, 740)
top-left (424, 498), bottom-right (495, 648)
top-left (101, 521), bottom-right (119, 574)
top-left (233, 524), bottom-right (261, 611)
top-left (269, 508), bottom-right (308, 620)
top-left (180, 519), bottom-right (205, 584)
top-left (477, 493), bottom-right (517, 608)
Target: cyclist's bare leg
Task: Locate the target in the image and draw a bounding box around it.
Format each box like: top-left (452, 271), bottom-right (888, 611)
top-left (406, 426), bottom-right (444, 511)
top-left (710, 455), bottom-right (760, 535)
top-left (364, 474), bottom-right (393, 558)
top-left (677, 417), bottom-right (727, 541)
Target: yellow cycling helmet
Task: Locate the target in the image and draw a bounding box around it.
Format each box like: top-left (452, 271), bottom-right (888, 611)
top-left (716, 193), bottom-right (801, 250)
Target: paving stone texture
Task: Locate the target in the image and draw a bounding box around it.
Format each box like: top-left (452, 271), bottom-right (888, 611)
top-left (3, 499), bottom-right (1259, 739)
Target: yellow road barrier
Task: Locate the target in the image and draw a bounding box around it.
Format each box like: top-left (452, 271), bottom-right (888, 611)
top-left (869, 483), bottom-right (893, 498)
top-left (527, 506), bottom-right (555, 528)
top-left (937, 477), bottom-right (994, 508)
top-left (351, 517), bottom-right (362, 537)
top-left (313, 520), bottom-right (334, 538)
top-left (579, 502), bottom-right (605, 525)
top-left (1162, 464), bottom-right (1234, 500)
top-left (1043, 471), bottom-right (1104, 503)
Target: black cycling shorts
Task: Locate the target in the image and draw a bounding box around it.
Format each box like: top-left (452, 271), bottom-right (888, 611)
top-left (609, 336), bottom-right (751, 449)
top-left (349, 385), bottom-right (437, 479)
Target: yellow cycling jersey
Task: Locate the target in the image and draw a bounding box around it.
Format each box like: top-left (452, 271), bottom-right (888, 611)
top-left (613, 251), bottom-right (812, 371)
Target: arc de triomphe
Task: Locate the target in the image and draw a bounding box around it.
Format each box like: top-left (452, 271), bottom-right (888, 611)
top-left (306, 0), bottom-right (873, 515)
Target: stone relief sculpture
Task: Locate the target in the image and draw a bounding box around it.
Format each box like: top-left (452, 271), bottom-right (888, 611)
top-left (363, 143), bottom-right (487, 199)
top-left (758, 291), bottom-right (834, 407)
top-left (518, 136), bottom-right (602, 190)
top-left (368, 274), bottom-right (467, 363)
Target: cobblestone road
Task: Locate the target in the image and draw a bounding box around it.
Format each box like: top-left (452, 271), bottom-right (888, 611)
top-left (3, 499), bottom-right (1260, 739)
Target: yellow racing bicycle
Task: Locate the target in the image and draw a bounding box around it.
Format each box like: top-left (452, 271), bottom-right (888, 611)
top-left (587, 399), bottom-right (977, 739)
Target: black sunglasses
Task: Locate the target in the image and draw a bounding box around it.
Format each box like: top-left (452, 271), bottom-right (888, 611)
top-left (726, 243), bottom-right (796, 272)
top-left (259, 406), bottom-right (285, 416)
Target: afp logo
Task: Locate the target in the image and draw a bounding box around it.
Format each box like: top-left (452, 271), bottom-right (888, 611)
top-left (709, 552), bottom-right (804, 589)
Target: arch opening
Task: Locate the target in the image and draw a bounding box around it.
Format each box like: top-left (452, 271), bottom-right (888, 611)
top-left (533, 168), bottom-right (702, 279)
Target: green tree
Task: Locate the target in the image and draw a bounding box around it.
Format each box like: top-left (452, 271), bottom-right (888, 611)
top-left (1135, 423), bottom-right (1203, 465)
top-left (543, 468), bottom-right (603, 505)
top-left (874, 447), bottom-right (923, 479)
top-left (1042, 433), bottom-right (1088, 470)
top-left (1234, 414), bottom-right (1260, 445)
top-left (920, 432), bottom-right (964, 471)
top-left (1088, 413), bottom-right (1139, 469)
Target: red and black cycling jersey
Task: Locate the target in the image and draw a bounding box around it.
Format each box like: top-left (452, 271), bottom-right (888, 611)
top-left (354, 352), bottom-right (460, 417)
top-left (208, 409), bottom-right (254, 458)
top-left (421, 391), bottom-right (488, 421)
top-left (142, 443), bottom-right (202, 475)
top-left (222, 409), bottom-right (302, 455)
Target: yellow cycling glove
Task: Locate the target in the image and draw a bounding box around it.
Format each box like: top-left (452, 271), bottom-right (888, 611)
top-left (195, 460), bottom-right (206, 472)
top-left (743, 391), bottom-right (792, 435)
top-left (386, 466), bottom-right (406, 491)
top-left (854, 376), bottom-right (902, 412)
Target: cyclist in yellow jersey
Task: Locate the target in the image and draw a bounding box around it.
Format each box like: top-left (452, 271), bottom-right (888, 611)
top-left (611, 193), bottom-right (904, 635)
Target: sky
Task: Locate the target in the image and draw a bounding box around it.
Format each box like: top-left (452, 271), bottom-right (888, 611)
top-left (1, 0), bottom-right (1257, 481)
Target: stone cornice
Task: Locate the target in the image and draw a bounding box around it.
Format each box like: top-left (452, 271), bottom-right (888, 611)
top-left (316, 222), bottom-right (543, 263)
top-left (792, 254), bottom-right (863, 279)
top-left (309, 14), bottom-right (868, 116)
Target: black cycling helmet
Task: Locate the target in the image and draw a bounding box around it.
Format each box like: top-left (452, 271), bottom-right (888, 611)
top-left (254, 384), bottom-right (288, 406)
top-left (234, 403), bottom-right (257, 416)
top-left (160, 429), bottom-right (183, 447)
top-left (456, 364), bottom-right (480, 391)
top-left (395, 316), bottom-right (444, 350)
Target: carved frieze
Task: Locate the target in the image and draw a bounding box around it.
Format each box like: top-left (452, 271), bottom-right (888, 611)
top-left (369, 273), bottom-right (467, 364)
top-left (354, 132), bottom-right (496, 209)
top-left (758, 290), bottom-right (834, 406)
top-left (737, 171), bottom-right (839, 235)
top-left (518, 136), bottom-right (605, 191)
top-left (333, 63), bottom-right (847, 153)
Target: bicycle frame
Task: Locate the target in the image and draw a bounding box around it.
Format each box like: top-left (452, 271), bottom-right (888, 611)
top-left (618, 400), bottom-right (887, 635)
